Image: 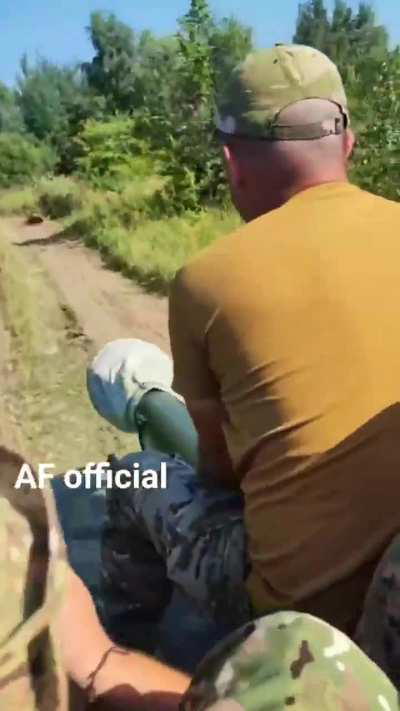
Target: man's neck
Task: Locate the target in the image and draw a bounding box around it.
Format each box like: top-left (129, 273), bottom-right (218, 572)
top-left (281, 172), bottom-right (349, 204)
top-left (253, 175), bottom-right (349, 221)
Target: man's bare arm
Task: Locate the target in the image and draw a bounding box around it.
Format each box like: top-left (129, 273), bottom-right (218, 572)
top-left (186, 396), bottom-right (238, 489)
top-left (57, 567), bottom-right (190, 710)
top-left (169, 269), bottom-right (238, 489)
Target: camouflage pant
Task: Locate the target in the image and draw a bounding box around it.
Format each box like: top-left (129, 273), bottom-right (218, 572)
top-left (101, 451), bottom-right (251, 648)
top-left (101, 450), bottom-right (400, 686)
top-left (355, 533), bottom-right (400, 690)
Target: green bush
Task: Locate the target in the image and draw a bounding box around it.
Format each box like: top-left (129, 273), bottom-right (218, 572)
top-left (61, 178), bottom-right (166, 245)
top-left (0, 187), bottom-right (37, 215)
top-left (0, 177), bottom-right (86, 220)
top-left (74, 116), bottom-right (159, 191)
top-left (0, 133), bottom-right (56, 188)
top-left (349, 54), bottom-right (400, 201)
top-left (36, 176), bottom-right (86, 218)
top-left (78, 207), bottom-right (240, 292)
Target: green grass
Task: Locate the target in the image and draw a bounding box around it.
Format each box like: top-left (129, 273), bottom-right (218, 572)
top-left (81, 208), bottom-right (240, 292)
top-left (0, 186), bottom-right (37, 215)
top-left (0, 230), bottom-right (49, 382)
top-left (0, 175), bottom-right (241, 294)
top-left (0, 176), bottom-right (86, 218)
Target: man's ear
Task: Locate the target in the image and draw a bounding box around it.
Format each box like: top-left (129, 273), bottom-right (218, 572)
top-left (223, 143), bottom-right (242, 188)
top-left (344, 128), bottom-right (356, 160)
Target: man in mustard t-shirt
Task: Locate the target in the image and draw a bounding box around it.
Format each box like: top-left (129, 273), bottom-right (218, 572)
top-left (169, 43), bottom-right (400, 633)
top-left (88, 44), bottom-right (400, 672)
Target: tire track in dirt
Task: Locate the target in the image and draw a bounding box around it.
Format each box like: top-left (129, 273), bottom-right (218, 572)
top-left (3, 216), bottom-right (170, 354)
top-left (0, 308), bottom-right (19, 451)
top-left (0, 217), bottom-right (170, 470)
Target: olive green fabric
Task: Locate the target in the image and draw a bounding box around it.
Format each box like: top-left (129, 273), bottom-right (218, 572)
top-left (182, 612), bottom-right (399, 710)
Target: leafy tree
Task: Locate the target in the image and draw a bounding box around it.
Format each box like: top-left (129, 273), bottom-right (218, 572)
top-left (293, 1), bottom-right (388, 78)
top-left (16, 57), bottom-right (105, 173)
top-left (82, 12), bottom-right (138, 113)
top-left (351, 3), bottom-right (388, 59)
top-left (139, 0), bottom-right (253, 211)
top-left (327, 0), bottom-right (354, 68)
top-left (0, 133), bottom-right (56, 188)
top-left (0, 82), bottom-right (25, 133)
top-left (293, 0), bottom-right (330, 49)
top-left (74, 116), bottom-right (156, 191)
top-left (178, 0), bottom-right (215, 114)
top-left (17, 57), bottom-right (79, 141)
top-left (75, 2), bottom-right (253, 208)
top-left (350, 50), bottom-right (400, 201)
top-left (149, 0), bottom-right (219, 211)
top-left (133, 32), bottom-right (181, 115)
top-left (52, 88), bottom-right (107, 174)
top-left (211, 16), bottom-right (253, 93)
top-left (329, 2), bottom-right (387, 75)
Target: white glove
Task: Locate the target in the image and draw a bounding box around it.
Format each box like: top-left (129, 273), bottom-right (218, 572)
top-left (87, 339), bottom-right (180, 433)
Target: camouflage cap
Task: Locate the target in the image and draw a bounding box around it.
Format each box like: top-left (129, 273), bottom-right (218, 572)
top-left (181, 611), bottom-right (399, 710)
top-left (216, 45), bottom-right (349, 141)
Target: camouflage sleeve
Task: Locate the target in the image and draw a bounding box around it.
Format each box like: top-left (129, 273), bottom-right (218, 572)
top-left (0, 446), bottom-right (69, 711)
top-left (180, 611), bottom-right (399, 711)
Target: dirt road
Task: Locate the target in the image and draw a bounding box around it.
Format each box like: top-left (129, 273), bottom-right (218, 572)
top-left (4, 216), bottom-right (170, 352)
top-left (0, 217), bottom-right (170, 470)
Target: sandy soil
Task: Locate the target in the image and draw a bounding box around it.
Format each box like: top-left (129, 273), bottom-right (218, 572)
top-left (0, 217), bottom-right (170, 469)
top-left (3, 216), bottom-right (170, 352)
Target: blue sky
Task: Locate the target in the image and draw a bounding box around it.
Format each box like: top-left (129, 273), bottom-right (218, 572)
top-left (0, 0), bottom-right (398, 86)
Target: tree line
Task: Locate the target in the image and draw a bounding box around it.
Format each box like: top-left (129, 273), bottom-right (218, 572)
top-left (0, 0), bottom-right (399, 208)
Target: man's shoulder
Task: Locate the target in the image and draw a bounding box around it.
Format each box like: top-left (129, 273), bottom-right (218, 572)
top-left (177, 213), bottom-right (275, 286)
top-left (329, 183), bottom-right (400, 224)
top-left (184, 221), bottom-right (250, 269)
top-left (356, 185), bottom-right (400, 210)
top-left (174, 183), bottom-right (400, 291)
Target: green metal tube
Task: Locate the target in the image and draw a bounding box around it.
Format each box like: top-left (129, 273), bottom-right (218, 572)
top-left (134, 390), bottom-right (199, 468)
